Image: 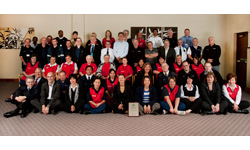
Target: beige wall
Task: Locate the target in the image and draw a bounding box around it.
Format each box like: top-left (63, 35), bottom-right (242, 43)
top-left (0, 14), bottom-right (247, 82)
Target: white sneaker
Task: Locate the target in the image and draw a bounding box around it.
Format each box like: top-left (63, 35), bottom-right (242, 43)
top-left (163, 110), bottom-right (167, 114)
top-left (177, 111), bottom-right (186, 116)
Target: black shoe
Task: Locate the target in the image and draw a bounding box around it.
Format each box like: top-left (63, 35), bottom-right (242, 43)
top-left (51, 109), bottom-right (56, 115)
top-left (84, 110), bottom-right (91, 115)
top-left (3, 110), bottom-right (19, 118)
top-left (33, 108), bottom-right (39, 114)
top-left (79, 110), bottom-right (84, 114)
top-left (5, 98), bottom-right (12, 102)
top-left (150, 111), bottom-right (158, 115)
top-left (20, 110), bottom-right (27, 118)
top-left (235, 110), bottom-right (249, 114)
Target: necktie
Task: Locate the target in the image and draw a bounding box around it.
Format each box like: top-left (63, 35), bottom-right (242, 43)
top-left (88, 77), bottom-right (90, 80)
top-left (179, 47), bottom-right (182, 56)
top-left (91, 45), bottom-right (94, 56)
top-left (107, 49), bottom-right (109, 55)
top-left (34, 78), bottom-right (38, 85)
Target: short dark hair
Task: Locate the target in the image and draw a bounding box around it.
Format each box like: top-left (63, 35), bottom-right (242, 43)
top-left (93, 77), bottom-right (102, 83)
top-left (109, 69), bottom-right (116, 74)
top-left (72, 31), bottom-right (78, 35)
top-left (118, 32), bottom-right (124, 36)
top-left (153, 29), bottom-right (158, 32)
top-left (59, 70), bottom-right (66, 75)
top-left (184, 28), bottom-right (190, 32)
top-left (168, 76), bottom-right (176, 83)
top-left (47, 35), bottom-right (52, 39)
top-left (85, 65), bottom-right (93, 71)
top-left (32, 36), bottom-right (38, 40)
top-left (142, 76), bottom-right (152, 86)
top-left (69, 74), bottom-right (78, 81)
top-left (227, 73), bottom-right (237, 83)
top-left (65, 54), bottom-right (72, 58)
top-left (58, 30), bottom-right (63, 33)
top-left (52, 38), bottom-right (57, 42)
top-left (31, 54), bottom-right (37, 58)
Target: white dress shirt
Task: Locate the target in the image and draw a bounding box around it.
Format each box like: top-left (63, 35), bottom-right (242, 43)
top-left (85, 74), bottom-right (93, 80)
top-left (222, 83), bottom-right (242, 105)
top-left (180, 84), bottom-right (200, 99)
top-left (174, 46), bottom-right (191, 61)
top-left (100, 48), bottom-right (115, 63)
top-left (148, 36), bottom-right (164, 48)
top-left (47, 81), bottom-right (55, 100)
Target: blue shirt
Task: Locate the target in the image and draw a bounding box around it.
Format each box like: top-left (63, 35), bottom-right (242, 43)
top-left (57, 78), bottom-right (70, 91)
top-left (113, 40), bottom-right (129, 58)
top-left (142, 89), bottom-right (150, 104)
top-left (75, 47), bottom-right (80, 60)
top-left (180, 36), bottom-right (193, 49)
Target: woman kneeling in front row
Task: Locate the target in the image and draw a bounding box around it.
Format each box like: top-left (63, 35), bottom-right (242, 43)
top-left (84, 77), bottom-right (106, 114)
top-left (135, 76), bottom-right (160, 115)
top-left (180, 74), bottom-right (202, 114)
top-left (200, 72), bottom-right (228, 115)
top-left (160, 76), bottom-right (186, 115)
top-left (222, 73), bottom-right (249, 114)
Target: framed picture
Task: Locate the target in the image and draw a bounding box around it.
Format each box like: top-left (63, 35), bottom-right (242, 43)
top-left (162, 27), bottom-right (178, 40)
top-left (131, 27), bottom-right (146, 40)
top-left (146, 27), bottom-right (162, 42)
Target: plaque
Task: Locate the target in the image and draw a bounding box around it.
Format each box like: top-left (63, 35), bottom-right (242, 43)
top-left (128, 102), bottom-right (139, 117)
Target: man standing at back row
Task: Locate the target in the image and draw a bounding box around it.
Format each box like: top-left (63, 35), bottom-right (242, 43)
top-left (181, 28), bottom-right (193, 49)
top-left (203, 36), bottom-right (221, 72)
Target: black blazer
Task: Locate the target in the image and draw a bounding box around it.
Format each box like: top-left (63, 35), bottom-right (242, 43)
top-left (158, 47), bottom-right (176, 66)
top-left (12, 85), bottom-right (39, 102)
top-left (156, 71), bottom-right (176, 89)
top-left (177, 69), bottom-right (199, 86)
top-left (64, 85), bottom-right (85, 106)
top-left (37, 77), bottom-right (47, 93)
top-left (200, 69), bottom-right (224, 87)
top-left (113, 84), bottom-right (131, 108)
top-left (73, 45), bottom-right (87, 69)
top-left (199, 82), bottom-right (221, 106)
top-left (86, 38), bottom-right (102, 48)
top-left (85, 44), bottom-right (102, 66)
top-left (78, 75), bottom-right (96, 97)
top-left (40, 81), bottom-right (61, 106)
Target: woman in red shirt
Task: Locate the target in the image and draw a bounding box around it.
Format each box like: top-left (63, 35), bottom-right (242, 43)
top-left (105, 69), bottom-right (118, 112)
top-left (102, 30), bottom-right (115, 48)
top-left (191, 56), bottom-right (204, 81)
top-left (137, 32), bottom-right (147, 50)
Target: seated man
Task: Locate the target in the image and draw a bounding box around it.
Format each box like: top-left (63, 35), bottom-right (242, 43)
top-left (57, 71), bottom-right (70, 96)
top-left (79, 55), bottom-right (97, 76)
top-left (31, 72), bottom-right (61, 115)
top-left (200, 62), bottom-right (223, 87)
top-left (42, 56), bottom-right (60, 79)
top-left (3, 76), bottom-right (39, 118)
top-left (177, 61), bottom-right (199, 86)
top-left (78, 66), bottom-right (96, 95)
top-left (96, 54), bottom-right (116, 83)
top-left (47, 38), bottom-right (64, 65)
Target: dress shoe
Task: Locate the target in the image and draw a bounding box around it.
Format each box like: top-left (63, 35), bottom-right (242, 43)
top-left (79, 110), bottom-right (84, 114)
top-left (234, 109), bottom-right (249, 114)
top-left (20, 110), bottom-right (27, 118)
top-left (84, 110), bottom-right (91, 115)
top-left (150, 111), bottom-right (158, 115)
top-left (51, 109), bottom-right (56, 115)
top-left (33, 108), bottom-right (39, 114)
top-left (5, 98), bottom-right (12, 102)
top-left (3, 110), bottom-right (19, 118)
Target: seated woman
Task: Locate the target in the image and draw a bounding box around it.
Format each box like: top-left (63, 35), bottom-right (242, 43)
top-left (113, 74), bottom-right (131, 114)
top-left (84, 77), bottom-right (106, 114)
top-left (171, 55), bottom-right (183, 75)
top-left (4, 76), bottom-right (39, 118)
top-left (105, 69), bottom-right (118, 112)
top-left (60, 55), bottom-right (78, 78)
top-left (42, 56), bottom-right (60, 79)
top-left (79, 55), bottom-right (97, 76)
top-left (134, 62), bottom-right (153, 90)
top-left (152, 56), bottom-right (164, 79)
top-left (200, 72), bottom-right (228, 115)
top-left (222, 73), bottom-right (249, 114)
top-left (116, 57), bottom-right (133, 84)
top-left (160, 76), bottom-right (186, 115)
top-left (60, 74), bottom-right (85, 114)
top-left (135, 76), bottom-right (160, 115)
top-left (180, 74), bottom-right (201, 114)
top-left (133, 58), bottom-right (144, 75)
top-left (20, 54), bottom-right (41, 86)
top-left (190, 56), bottom-right (204, 81)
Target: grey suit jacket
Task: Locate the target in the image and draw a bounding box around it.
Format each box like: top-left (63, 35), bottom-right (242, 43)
top-left (40, 81), bottom-right (61, 106)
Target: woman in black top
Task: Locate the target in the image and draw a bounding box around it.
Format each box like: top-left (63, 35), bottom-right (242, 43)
top-left (134, 62), bottom-right (153, 90)
top-left (113, 74), bottom-right (131, 114)
top-left (200, 72), bottom-right (228, 115)
top-left (60, 74), bottom-right (84, 114)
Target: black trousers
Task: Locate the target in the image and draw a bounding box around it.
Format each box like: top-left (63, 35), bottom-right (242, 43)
top-left (60, 100), bottom-right (85, 113)
top-left (112, 104), bottom-right (128, 114)
top-left (201, 98), bottom-right (228, 113)
top-left (30, 98), bottom-right (61, 112)
top-left (180, 98), bottom-right (201, 113)
top-left (13, 90), bottom-right (33, 111)
top-left (225, 98), bottom-right (250, 112)
top-left (105, 103), bottom-right (114, 113)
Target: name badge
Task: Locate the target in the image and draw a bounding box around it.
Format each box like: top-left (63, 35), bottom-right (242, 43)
top-left (26, 54), bottom-right (30, 57)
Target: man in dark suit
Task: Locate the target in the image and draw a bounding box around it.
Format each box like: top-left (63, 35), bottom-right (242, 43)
top-left (3, 77), bottom-right (39, 118)
top-left (73, 37), bottom-right (87, 69)
top-left (85, 36), bottom-right (102, 66)
top-left (78, 66), bottom-right (96, 99)
top-left (158, 39), bottom-right (176, 69)
top-left (156, 62), bottom-right (176, 101)
top-left (31, 72), bottom-right (61, 115)
top-left (177, 61), bottom-right (199, 86)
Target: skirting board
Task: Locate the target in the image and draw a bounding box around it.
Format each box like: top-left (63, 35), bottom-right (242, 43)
top-left (0, 79), bottom-right (19, 82)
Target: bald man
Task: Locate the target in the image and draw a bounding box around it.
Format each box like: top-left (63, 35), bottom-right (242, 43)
top-left (203, 36), bottom-right (221, 72)
top-left (35, 37), bottom-right (50, 68)
top-left (31, 72), bottom-right (61, 115)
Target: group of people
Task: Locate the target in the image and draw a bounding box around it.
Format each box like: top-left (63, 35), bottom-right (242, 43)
top-left (3, 28), bottom-right (249, 118)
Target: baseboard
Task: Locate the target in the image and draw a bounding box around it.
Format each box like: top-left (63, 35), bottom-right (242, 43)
top-left (245, 87), bottom-right (250, 93)
top-left (0, 79), bottom-right (19, 82)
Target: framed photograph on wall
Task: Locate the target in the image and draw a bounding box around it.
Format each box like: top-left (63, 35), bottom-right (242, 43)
top-left (162, 27), bottom-right (178, 40)
top-left (146, 27), bottom-right (162, 42)
top-left (131, 27), bottom-right (146, 40)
